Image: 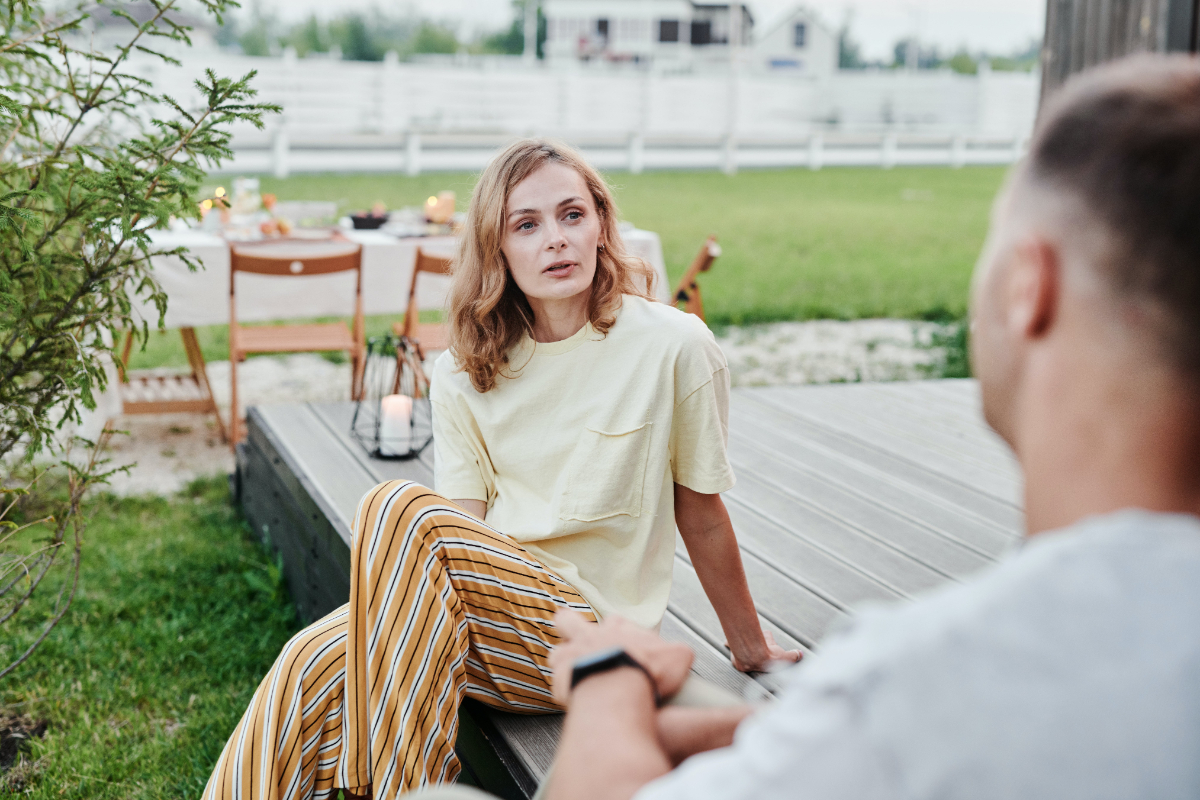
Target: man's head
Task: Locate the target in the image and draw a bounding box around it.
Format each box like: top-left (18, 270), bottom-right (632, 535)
top-left (972, 55), bottom-right (1200, 448)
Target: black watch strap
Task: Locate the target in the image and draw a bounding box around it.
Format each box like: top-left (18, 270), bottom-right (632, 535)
top-left (569, 646), bottom-right (662, 706)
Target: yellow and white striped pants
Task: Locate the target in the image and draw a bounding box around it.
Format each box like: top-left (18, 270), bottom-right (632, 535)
top-left (203, 480), bottom-right (596, 800)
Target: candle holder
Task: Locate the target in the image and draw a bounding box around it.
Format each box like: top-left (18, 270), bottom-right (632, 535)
top-left (350, 334), bottom-right (434, 460)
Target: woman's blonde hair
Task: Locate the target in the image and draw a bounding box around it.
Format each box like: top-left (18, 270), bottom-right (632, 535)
top-left (447, 138), bottom-right (655, 393)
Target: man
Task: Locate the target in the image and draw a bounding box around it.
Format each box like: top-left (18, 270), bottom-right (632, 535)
top-left (544, 54), bottom-right (1200, 800)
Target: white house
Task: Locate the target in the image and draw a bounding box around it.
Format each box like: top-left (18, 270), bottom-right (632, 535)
top-left (752, 6), bottom-right (837, 78)
top-left (543, 1), bottom-right (754, 66)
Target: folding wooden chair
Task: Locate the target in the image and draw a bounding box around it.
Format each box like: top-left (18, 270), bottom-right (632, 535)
top-left (117, 327), bottom-right (228, 443)
top-left (672, 235), bottom-right (722, 321)
top-left (392, 247), bottom-right (453, 363)
top-left (228, 239), bottom-right (366, 444)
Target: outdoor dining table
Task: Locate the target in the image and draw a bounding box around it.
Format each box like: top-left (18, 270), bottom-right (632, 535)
top-left (114, 225), bottom-right (672, 438)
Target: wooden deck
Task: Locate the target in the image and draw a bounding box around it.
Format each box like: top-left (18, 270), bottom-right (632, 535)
top-left (235, 379), bottom-right (1023, 798)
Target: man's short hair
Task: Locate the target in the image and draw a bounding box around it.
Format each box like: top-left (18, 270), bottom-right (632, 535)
top-left (1028, 55), bottom-right (1200, 375)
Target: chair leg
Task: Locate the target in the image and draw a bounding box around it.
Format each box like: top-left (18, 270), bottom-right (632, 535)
top-left (350, 350), bottom-right (365, 401)
top-left (229, 351), bottom-right (240, 450)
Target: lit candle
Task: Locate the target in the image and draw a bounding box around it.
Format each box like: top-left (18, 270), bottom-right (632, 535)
top-left (379, 394), bottom-right (413, 456)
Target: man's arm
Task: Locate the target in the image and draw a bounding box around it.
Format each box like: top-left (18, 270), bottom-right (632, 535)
top-left (674, 484), bottom-right (801, 672)
top-left (546, 611), bottom-right (694, 800)
top-left (656, 705), bottom-right (755, 767)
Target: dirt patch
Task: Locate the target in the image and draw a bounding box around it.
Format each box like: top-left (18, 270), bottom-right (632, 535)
top-left (1, 712), bottom-right (47, 781)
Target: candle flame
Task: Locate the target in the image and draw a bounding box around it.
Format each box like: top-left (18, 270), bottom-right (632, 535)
top-left (426, 196), bottom-right (437, 206)
top-left (214, 187), bottom-right (226, 198)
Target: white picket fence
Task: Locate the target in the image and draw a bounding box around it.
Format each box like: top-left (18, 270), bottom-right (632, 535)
top-left (130, 51), bottom-right (1040, 175)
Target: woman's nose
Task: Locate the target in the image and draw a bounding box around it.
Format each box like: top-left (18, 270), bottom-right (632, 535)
top-left (545, 222), bottom-right (567, 249)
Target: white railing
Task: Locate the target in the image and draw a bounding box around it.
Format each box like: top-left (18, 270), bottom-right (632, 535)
top-left (129, 51), bottom-right (1039, 175)
top-left (222, 130), bottom-right (1028, 177)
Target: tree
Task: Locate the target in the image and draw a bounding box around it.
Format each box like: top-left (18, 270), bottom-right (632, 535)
top-left (838, 18), bottom-right (865, 69)
top-left (480, 1), bottom-right (545, 58)
top-left (0, 0), bottom-right (277, 680)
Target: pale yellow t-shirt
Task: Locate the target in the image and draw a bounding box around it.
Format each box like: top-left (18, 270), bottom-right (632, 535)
top-left (429, 294), bottom-right (735, 629)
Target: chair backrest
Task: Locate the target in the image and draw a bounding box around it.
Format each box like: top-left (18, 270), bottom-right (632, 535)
top-left (672, 236), bottom-right (721, 321)
top-left (230, 240), bottom-right (363, 279)
top-left (229, 240), bottom-right (365, 335)
top-left (402, 248), bottom-right (454, 338)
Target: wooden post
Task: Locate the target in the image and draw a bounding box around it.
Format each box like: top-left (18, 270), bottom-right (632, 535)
top-left (1040, 0), bottom-right (1199, 108)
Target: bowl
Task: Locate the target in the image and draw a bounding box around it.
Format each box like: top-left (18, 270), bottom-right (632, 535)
top-left (351, 212), bottom-right (389, 230)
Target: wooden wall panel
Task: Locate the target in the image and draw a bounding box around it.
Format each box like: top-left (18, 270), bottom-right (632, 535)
top-left (1040, 0), bottom-right (1196, 105)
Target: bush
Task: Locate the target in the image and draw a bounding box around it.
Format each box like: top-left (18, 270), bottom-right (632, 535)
top-left (0, 0), bottom-right (277, 680)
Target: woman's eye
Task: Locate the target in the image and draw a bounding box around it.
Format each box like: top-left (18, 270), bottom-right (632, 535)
top-left (565, 211), bottom-right (582, 221)
top-left (518, 221), bottom-right (534, 231)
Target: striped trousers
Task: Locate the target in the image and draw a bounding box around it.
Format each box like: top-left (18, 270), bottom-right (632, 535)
top-left (203, 480), bottom-right (596, 800)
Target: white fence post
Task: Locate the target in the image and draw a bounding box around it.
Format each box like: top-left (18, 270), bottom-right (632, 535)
top-left (406, 130), bottom-right (421, 177)
top-left (881, 132), bottom-right (897, 169)
top-left (628, 132), bottom-right (644, 174)
top-left (950, 133), bottom-right (966, 168)
top-left (721, 134), bottom-right (737, 176)
top-left (1011, 134), bottom-right (1025, 164)
top-left (272, 125), bottom-right (289, 179)
top-left (808, 132), bottom-right (824, 171)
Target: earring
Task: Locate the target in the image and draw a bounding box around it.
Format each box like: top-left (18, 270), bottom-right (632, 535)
top-left (598, 244), bottom-right (606, 252)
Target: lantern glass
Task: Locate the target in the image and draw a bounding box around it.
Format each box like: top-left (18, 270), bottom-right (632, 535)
top-left (350, 334), bottom-right (433, 460)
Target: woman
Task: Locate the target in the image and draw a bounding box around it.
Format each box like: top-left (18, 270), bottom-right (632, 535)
top-left (204, 139), bottom-right (797, 800)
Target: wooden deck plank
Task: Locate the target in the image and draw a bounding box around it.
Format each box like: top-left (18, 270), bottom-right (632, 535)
top-left (825, 383), bottom-right (1021, 473)
top-left (728, 408), bottom-right (1018, 558)
top-left (727, 437), bottom-right (995, 577)
top-left (728, 470), bottom-right (949, 597)
top-left (732, 393), bottom-right (1023, 529)
top-left (751, 386), bottom-right (1022, 504)
top-left (723, 496), bottom-right (904, 610)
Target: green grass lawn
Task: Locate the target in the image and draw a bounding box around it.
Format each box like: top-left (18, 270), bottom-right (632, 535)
top-left (133, 166), bottom-right (1003, 370)
top-left (255, 166), bottom-right (1005, 324)
top-left (0, 477), bottom-right (301, 798)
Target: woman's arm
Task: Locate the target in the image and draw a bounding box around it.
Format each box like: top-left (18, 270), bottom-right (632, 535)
top-left (674, 483), bottom-right (801, 672)
top-left (452, 499), bottom-right (486, 519)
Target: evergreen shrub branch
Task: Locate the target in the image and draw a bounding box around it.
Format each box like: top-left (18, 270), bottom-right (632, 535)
top-left (0, 0), bottom-right (279, 681)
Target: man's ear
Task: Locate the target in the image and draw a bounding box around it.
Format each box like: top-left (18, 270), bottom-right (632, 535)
top-left (1009, 238), bottom-right (1060, 340)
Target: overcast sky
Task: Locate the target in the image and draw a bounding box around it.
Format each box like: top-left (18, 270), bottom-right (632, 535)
top-left (245, 0), bottom-right (1045, 61)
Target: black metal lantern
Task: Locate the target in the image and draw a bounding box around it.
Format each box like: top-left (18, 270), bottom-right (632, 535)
top-left (350, 334), bottom-right (433, 460)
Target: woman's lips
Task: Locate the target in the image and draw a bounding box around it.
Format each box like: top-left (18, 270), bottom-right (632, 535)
top-left (543, 261), bottom-right (577, 278)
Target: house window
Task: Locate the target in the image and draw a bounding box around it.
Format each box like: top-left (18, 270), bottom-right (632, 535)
top-left (596, 18), bottom-right (609, 38)
top-left (659, 19), bottom-right (680, 42)
top-left (794, 23), bottom-right (807, 48)
top-left (690, 20), bottom-right (712, 45)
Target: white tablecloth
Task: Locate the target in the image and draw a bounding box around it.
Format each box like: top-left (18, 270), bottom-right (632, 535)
top-left (135, 227), bottom-right (670, 328)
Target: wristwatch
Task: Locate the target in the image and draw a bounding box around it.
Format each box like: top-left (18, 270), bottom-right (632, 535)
top-left (570, 646), bottom-right (662, 705)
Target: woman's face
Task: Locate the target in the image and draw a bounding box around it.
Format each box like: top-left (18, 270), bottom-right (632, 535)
top-left (501, 162), bottom-right (603, 306)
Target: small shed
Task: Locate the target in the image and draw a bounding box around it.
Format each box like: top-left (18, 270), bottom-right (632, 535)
top-left (752, 6), bottom-right (837, 78)
top-left (1041, 0), bottom-right (1199, 103)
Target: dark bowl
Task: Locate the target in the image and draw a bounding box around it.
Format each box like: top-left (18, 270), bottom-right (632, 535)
top-left (351, 213), bottom-right (389, 230)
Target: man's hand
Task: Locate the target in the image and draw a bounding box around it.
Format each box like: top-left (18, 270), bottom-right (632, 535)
top-left (550, 609), bottom-right (695, 706)
top-left (729, 629), bottom-right (802, 674)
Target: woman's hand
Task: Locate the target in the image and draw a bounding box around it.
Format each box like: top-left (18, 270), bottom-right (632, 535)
top-left (728, 629), bottom-right (802, 674)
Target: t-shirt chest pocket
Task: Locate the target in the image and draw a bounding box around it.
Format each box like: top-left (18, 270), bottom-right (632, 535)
top-left (559, 422), bottom-right (653, 522)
